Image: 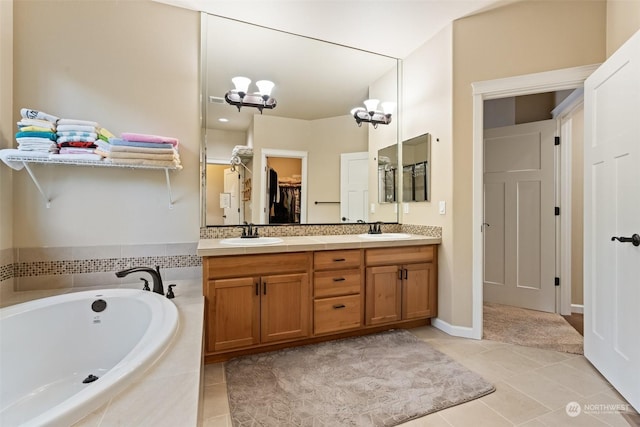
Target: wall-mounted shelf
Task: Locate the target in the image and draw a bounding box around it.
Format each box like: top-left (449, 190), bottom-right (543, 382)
top-left (3, 154), bottom-right (181, 208)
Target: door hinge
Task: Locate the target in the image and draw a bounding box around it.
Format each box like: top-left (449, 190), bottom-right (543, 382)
top-left (555, 136), bottom-right (560, 146)
top-left (555, 207), bottom-right (560, 216)
top-left (555, 277), bottom-right (560, 286)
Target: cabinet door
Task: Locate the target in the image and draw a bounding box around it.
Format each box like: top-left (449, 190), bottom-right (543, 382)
top-left (365, 265), bottom-right (402, 325)
top-left (207, 277), bottom-right (260, 353)
top-left (261, 273), bottom-right (310, 343)
top-left (402, 262), bottom-right (436, 319)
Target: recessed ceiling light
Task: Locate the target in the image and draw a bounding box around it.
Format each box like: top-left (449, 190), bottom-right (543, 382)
top-left (218, 118), bottom-right (229, 123)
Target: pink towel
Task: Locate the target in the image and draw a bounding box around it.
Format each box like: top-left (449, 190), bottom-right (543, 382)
top-left (121, 132), bottom-right (179, 147)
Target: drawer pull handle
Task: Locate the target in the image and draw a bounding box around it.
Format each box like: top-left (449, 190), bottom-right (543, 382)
top-left (255, 282), bottom-right (259, 296)
top-left (333, 304), bottom-right (346, 309)
top-left (333, 277), bottom-right (346, 282)
top-left (333, 258), bottom-right (346, 262)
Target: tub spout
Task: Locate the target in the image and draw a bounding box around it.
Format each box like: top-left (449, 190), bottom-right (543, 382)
top-left (115, 266), bottom-right (164, 295)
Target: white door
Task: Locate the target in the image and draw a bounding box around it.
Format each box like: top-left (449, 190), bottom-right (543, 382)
top-left (584, 29), bottom-right (640, 411)
top-left (340, 152), bottom-right (369, 223)
top-left (483, 120), bottom-right (556, 312)
top-left (223, 168), bottom-right (241, 225)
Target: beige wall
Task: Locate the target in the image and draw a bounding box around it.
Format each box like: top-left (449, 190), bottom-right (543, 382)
top-left (249, 114), bottom-right (367, 224)
top-left (450, 0), bottom-right (606, 327)
top-left (12, 0), bottom-right (200, 247)
top-left (571, 105), bottom-right (585, 307)
top-left (0, 0), bottom-right (13, 252)
top-left (606, 0), bottom-right (640, 56)
top-left (399, 24), bottom-right (455, 322)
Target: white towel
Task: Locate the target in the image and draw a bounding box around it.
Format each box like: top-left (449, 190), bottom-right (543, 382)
top-left (17, 119), bottom-right (56, 130)
top-left (20, 108), bottom-right (60, 123)
top-left (94, 148), bottom-right (176, 161)
top-left (57, 118), bottom-right (100, 127)
top-left (103, 157), bottom-right (182, 169)
top-left (56, 124), bottom-right (96, 133)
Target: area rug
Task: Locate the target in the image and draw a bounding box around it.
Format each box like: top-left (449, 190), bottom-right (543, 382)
top-left (225, 330), bottom-right (495, 426)
top-left (483, 302), bottom-right (584, 354)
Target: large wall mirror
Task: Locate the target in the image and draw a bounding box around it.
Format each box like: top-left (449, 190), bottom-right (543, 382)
top-left (201, 13), bottom-right (400, 226)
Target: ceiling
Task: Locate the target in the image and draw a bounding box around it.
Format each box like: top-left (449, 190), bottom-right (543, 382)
top-left (155, 0), bottom-right (499, 58)
top-left (155, 0), bottom-right (500, 132)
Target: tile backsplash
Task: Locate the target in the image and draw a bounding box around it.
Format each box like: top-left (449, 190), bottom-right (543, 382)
top-left (1, 224), bottom-right (441, 293)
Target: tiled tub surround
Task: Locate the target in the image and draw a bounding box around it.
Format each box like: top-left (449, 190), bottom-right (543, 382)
top-left (1, 243), bottom-right (201, 293)
top-left (0, 279), bottom-right (204, 426)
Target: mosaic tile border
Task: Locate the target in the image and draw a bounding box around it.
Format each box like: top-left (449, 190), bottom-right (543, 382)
top-left (199, 223), bottom-right (441, 239)
top-left (13, 255), bottom-right (201, 277)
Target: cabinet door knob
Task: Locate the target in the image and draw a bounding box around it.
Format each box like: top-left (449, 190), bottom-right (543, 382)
top-left (333, 304), bottom-right (346, 309)
top-left (255, 282), bottom-right (259, 296)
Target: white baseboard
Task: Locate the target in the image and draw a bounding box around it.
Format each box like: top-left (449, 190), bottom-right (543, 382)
top-left (571, 304), bottom-right (584, 314)
top-left (431, 318), bottom-right (480, 340)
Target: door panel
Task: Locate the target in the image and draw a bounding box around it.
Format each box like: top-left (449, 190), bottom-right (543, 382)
top-left (584, 29), bottom-right (640, 411)
top-left (365, 265), bottom-right (401, 325)
top-left (340, 152), bottom-right (369, 222)
top-left (483, 120), bottom-right (556, 312)
top-left (261, 273), bottom-right (310, 343)
top-left (209, 277), bottom-right (260, 352)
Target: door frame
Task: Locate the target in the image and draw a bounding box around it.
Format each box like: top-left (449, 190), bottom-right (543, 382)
top-left (469, 64), bottom-right (600, 340)
top-left (260, 148), bottom-right (308, 224)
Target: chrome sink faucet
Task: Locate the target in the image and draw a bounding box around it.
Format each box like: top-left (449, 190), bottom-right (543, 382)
top-left (116, 265), bottom-right (164, 295)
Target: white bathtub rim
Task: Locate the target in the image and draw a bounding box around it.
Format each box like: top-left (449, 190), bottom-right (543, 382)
top-left (0, 288), bottom-right (179, 427)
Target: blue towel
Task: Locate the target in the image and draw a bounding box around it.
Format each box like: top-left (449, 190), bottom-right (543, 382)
top-left (108, 137), bottom-right (174, 149)
top-left (15, 131), bottom-right (56, 141)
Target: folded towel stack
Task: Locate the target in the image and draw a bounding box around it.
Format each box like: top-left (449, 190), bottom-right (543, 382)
top-left (232, 145), bottom-right (253, 157)
top-left (96, 132), bottom-right (182, 169)
top-left (51, 117), bottom-right (103, 161)
top-left (15, 109), bottom-right (59, 152)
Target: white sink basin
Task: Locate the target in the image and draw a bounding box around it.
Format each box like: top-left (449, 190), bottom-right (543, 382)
top-left (357, 233), bottom-right (412, 240)
top-left (220, 237), bottom-right (284, 246)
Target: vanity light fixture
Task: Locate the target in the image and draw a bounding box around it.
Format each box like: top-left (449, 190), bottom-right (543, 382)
top-left (351, 99), bottom-right (395, 129)
top-left (224, 76), bottom-right (277, 113)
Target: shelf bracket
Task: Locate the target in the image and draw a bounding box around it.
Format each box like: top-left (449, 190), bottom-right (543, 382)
top-left (22, 162), bottom-right (51, 208)
top-left (165, 168), bottom-right (174, 209)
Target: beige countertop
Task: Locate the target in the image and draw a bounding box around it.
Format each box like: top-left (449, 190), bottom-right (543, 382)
top-left (197, 233), bottom-right (441, 257)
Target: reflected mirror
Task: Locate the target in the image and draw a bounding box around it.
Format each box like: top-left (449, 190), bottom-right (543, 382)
top-left (201, 13), bottom-right (400, 226)
top-left (377, 144), bottom-right (398, 203)
top-left (401, 133), bottom-right (431, 202)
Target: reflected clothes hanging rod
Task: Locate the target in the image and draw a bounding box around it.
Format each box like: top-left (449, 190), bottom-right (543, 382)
top-left (314, 201), bottom-right (339, 204)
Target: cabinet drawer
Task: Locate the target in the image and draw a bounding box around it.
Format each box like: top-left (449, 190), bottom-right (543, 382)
top-left (314, 269), bottom-right (361, 298)
top-left (314, 249), bottom-right (361, 270)
top-left (205, 252), bottom-right (310, 279)
top-left (365, 245), bottom-right (434, 266)
top-left (314, 295), bottom-right (361, 335)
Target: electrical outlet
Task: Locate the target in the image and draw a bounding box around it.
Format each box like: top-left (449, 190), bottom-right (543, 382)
top-left (403, 203), bottom-right (409, 214)
top-left (370, 203), bottom-right (376, 214)
top-left (439, 201), bottom-right (446, 215)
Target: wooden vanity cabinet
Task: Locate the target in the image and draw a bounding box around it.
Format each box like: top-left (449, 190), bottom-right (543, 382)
top-left (365, 245), bottom-right (437, 326)
top-left (203, 252), bottom-right (312, 354)
top-left (202, 243), bottom-right (438, 362)
top-left (312, 250), bottom-right (364, 335)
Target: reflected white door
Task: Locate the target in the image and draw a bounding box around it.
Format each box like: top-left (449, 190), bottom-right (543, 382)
top-left (340, 152), bottom-right (369, 223)
top-left (483, 120), bottom-right (556, 312)
top-left (584, 29), bottom-right (640, 411)
top-left (223, 168), bottom-right (240, 225)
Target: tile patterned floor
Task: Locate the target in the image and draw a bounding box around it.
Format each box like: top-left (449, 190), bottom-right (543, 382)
top-left (200, 326), bottom-right (638, 426)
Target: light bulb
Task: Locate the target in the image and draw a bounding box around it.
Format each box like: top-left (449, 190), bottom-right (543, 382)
top-left (363, 99), bottom-right (379, 113)
top-left (256, 80), bottom-right (275, 97)
top-left (350, 107), bottom-right (365, 115)
top-left (231, 76), bottom-right (251, 94)
top-left (381, 102), bottom-right (395, 115)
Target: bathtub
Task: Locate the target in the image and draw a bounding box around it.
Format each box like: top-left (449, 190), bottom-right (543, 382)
top-left (0, 288), bottom-right (179, 427)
